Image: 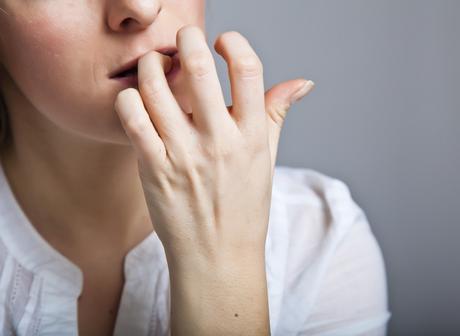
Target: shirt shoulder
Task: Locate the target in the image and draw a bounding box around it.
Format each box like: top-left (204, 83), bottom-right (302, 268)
top-left (272, 164), bottom-right (361, 214)
top-left (271, 165), bottom-right (367, 253)
top-left (268, 165), bottom-right (391, 335)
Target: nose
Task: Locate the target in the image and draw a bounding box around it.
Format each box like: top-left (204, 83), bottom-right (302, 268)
top-left (106, 0), bottom-right (162, 33)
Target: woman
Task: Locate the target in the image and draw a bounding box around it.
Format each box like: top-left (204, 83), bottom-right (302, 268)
top-left (0, 1), bottom-right (390, 335)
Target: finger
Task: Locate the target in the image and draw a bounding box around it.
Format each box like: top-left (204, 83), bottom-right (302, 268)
top-left (138, 50), bottom-right (192, 151)
top-left (114, 88), bottom-right (166, 167)
top-left (214, 31), bottom-right (265, 131)
top-left (265, 79), bottom-right (315, 128)
top-left (177, 25), bottom-right (231, 135)
top-left (264, 79), bottom-right (315, 179)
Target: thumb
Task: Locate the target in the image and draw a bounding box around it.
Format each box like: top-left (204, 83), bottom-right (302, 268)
top-left (265, 79), bottom-right (315, 177)
top-left (265, 79), bottom-right (315, 128)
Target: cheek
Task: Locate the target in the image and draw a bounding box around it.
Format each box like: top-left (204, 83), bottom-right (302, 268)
top-left (3, 12), bottom-right (88, 92)
top-left (1, 11), bottom-right (121, 143)
top-left (172, 0), bottom-right (205, 27)
top-left (0, 0), bottom-right (207, 146)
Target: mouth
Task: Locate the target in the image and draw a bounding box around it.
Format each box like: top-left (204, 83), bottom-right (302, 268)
top-left (112, 64), bottom-right (138, 79)
top-left (109, 48), bottom-right (178, 81)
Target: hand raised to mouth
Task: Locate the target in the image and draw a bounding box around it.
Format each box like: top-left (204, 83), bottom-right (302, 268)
top-left (114, 24), bottom-right (314, 336)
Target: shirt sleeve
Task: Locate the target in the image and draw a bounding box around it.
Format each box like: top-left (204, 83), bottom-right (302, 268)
top-left (298, 183), bottom-right (391, 335)
top-left (269, 167), bottom-right (391, 336)
top-left (302, 211), bottom-right (391, 335)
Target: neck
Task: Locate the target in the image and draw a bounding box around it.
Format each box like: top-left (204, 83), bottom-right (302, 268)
top-left (0, 90), bottom-right (154, 257)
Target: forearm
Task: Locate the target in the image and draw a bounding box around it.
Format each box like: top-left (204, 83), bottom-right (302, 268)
top-left (166, 251), bottom-right (271, 336)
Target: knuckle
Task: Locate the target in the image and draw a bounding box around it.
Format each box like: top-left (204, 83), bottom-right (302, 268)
top-left (241, 128), bottom-right (268, 153)
top-left (183, 51), bottom-right (213, 78)
top-left (267, 103), bottom-right (289, 127)
top-left (232, 54), bottom-right (263, 77)
top-left (125, 116), bottom-right (149, 136)
top-left (139, 77), bottom-right (165, 104)
top-left (199, 141), bottom-right (234, 160)
top-left (251, 138), bottom-right (268, 154)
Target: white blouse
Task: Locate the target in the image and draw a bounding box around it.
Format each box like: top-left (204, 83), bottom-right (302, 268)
top-left (0, 160), bottom-right (391, 336)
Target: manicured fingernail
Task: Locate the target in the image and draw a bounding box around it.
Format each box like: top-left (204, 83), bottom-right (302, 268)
top-left (290, 80), bottom-right (315, 104)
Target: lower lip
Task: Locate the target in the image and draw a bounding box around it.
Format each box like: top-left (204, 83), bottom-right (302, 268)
top-left (112, 74), bottom-right (139, 87)
top-left (111, 59), bottom-right (181, 87)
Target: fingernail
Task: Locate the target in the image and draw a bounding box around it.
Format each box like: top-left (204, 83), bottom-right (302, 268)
top-left (290, 80), bottom-right (315, 104)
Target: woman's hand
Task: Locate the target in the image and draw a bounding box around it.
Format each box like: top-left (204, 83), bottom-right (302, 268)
top-left (114, 25), bottom-right (314, 336)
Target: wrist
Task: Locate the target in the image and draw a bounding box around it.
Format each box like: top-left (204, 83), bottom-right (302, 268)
top-left (166, 252), bottom-right (270, 336)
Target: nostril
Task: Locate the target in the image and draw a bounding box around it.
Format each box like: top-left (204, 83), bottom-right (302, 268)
top-left (120, 17), bottom-right (134, 29)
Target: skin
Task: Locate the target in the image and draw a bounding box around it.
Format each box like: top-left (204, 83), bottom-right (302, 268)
top-left (0, 1), bottom-right (314, 335)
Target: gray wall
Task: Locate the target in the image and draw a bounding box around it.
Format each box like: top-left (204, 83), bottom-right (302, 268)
top-left (207, 1), bottom-right (460, 335)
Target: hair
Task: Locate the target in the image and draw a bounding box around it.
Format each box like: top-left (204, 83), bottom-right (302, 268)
top-left (0, 89), bottom-right (10, 151)
top-left (0, 4), bottom-right (10, 151)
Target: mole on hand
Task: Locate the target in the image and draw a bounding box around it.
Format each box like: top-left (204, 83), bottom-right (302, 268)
top-left (234, 313), bottom-right (239, 317)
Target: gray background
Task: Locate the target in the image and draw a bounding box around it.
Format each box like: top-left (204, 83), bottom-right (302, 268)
top-left (207, 1), bottom-right (460, 335)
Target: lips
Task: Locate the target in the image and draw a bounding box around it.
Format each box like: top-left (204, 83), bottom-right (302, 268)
top-left (113, 64), bottom-right (138, 78)
top-left (109, 48), bottom-right (178, 79)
